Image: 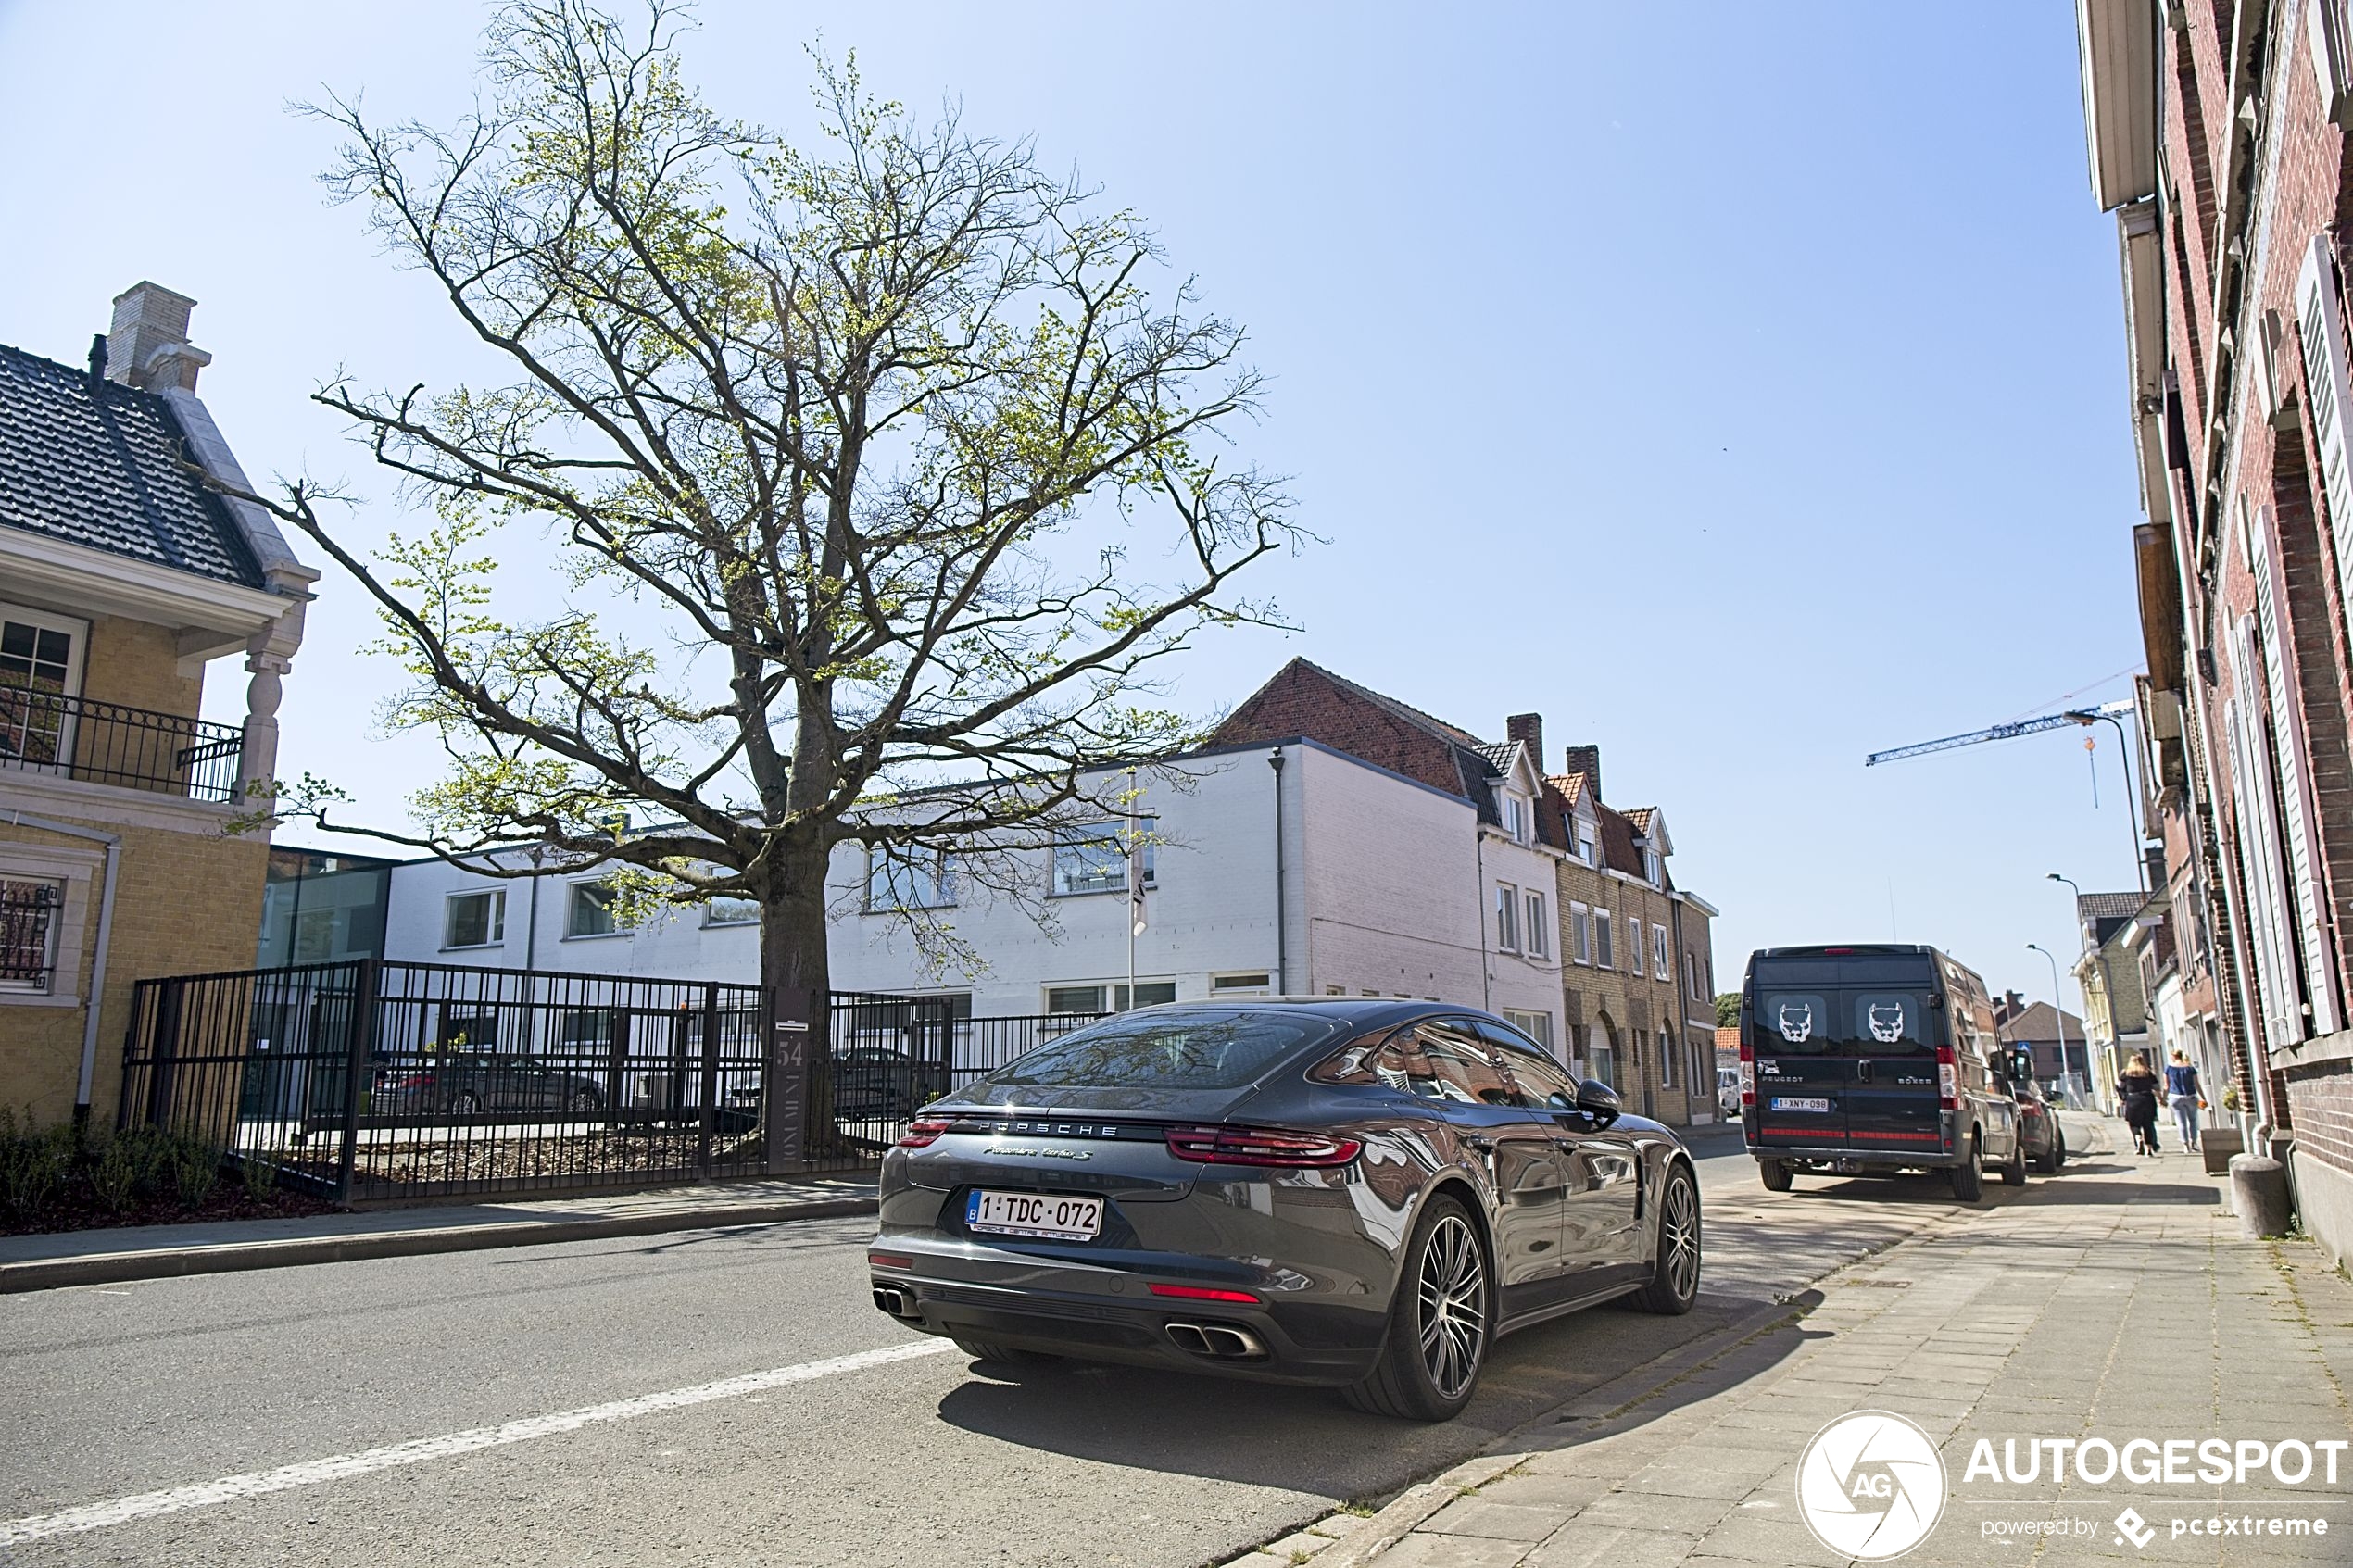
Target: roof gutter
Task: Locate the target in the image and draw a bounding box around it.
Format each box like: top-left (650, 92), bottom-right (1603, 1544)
top-left (5, 809), bottom-right (122, 1127)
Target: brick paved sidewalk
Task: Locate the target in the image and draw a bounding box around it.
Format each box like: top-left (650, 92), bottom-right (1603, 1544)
top-left (1224, 1143), bottom-right (2353, 1568)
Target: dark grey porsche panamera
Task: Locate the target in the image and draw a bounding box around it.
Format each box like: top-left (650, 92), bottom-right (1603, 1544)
top-left (867, 998), bottom-right (1702, 1421)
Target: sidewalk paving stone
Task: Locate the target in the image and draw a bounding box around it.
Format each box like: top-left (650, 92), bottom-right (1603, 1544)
top-left (1290, 1130), bottom-right (2353, 1568)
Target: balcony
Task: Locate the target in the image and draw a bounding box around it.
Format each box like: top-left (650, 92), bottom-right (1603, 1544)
top-left (0, 686), bottom-right (244, 804)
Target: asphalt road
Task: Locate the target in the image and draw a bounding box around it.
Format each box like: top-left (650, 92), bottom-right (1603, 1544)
top-left (0, 1124), bottom-right (2085, 1568)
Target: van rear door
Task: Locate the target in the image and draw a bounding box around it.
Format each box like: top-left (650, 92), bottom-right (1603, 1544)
top-left (1748, 984), bottom-right (1848, 1144)
top-left (1841, 987), bottom-right (1944, 1154)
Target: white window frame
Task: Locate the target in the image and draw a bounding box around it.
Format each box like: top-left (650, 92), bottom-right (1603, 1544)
top-left (1569, 902), bottom-right (1592, 965)
top-left (443, 888), bottom-right (506, 949)
top-left (1209, 972), bottom-right (1273, 997)
top-left (1524, 889), bottom-right (1548, 960)
top-left (0, 601), bottom-right (91, 774)
top-left (702, 895), bottom-right (759, 927)
top-left (1628, 915), bottom-right (1643, 977)
top-left (1051, 819), bottom-right (1154, 897)
top-left (1503, 1009), bottom-right (1554, 1051)
top-left (1594, 907), bottom-right (1614, 969)
top-left (0, 873), bottom-right (65, 994)
top-left (565, 880), bottom-right (624, 939)
top-left (865, 847), bottom-right (956, 911)
top-left (1494, 883), bottom-right (1520, 953)
top-left (0, 846), bottom-right (94, 1008)
top-left (1658, 1027), bottom-right (1674, 1088)
top-left (1653, 923), bottom-right (1670, 981)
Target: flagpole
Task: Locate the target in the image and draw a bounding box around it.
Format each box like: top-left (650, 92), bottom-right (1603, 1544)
top-left (1126, 768), bottom-right (1140, 1011)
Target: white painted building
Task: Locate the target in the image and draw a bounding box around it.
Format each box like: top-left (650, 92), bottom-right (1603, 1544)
top-left (364, 660), bottom-right (1713, 1085)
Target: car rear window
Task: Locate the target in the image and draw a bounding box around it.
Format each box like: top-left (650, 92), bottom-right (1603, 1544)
top-left (987, 1010), bottom-right (1344, 1089)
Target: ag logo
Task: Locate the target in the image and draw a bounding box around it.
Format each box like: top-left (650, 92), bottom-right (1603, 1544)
top-left (1795, 1411), bottom-right (1947, 1560)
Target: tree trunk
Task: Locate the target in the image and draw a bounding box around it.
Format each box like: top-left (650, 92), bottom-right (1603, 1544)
top-left (756, 832), bottom-right (834, 1012)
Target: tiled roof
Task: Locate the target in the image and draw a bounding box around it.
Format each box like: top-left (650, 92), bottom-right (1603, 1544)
top-left (1302, 660), bottom-right (1485, 747)
top-left (1475, 741), bottom-right (1519, 771)
top-left (1623, 806), bottom-right (1656, 835)
top-left (0, 340), bottom-right (260, 587)
top-left (2076, 892), bottom-right (2145, 922)
top-left (1994, 1001), bottom-right (2085, 1046)
top-left (1545, 772), bottom-right (1588, 809)
top-left (1597, 803), bottom-right (1643, 876)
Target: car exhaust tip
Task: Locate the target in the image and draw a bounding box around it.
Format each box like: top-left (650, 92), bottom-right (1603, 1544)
top-left (871, 1283), bottom-right (918, 1318)
top-left (1164, 1321), bottom-right (1267, 1360)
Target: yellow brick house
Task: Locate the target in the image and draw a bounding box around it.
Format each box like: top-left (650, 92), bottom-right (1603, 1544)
top-left (0, 282), bottom-right (312, 1128)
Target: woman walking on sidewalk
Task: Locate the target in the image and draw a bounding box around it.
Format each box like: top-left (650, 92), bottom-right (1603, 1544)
top-left (2164, 1049), bottom-right (2203, 1154)
top-left (2120, 1055), bottom-right (2163, 1156)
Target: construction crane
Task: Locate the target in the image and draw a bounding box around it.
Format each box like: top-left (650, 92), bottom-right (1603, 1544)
top-left (1867, 696), bottom-right (2145, 893)
top-left (1863, 698), bottom-right (2135, 767)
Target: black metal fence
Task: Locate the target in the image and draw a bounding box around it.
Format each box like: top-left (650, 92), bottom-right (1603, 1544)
top-left (809, 995), bottom-right (1101, 1161)
top-left (0, 688), bottom-right (244, 802)
top-left (118, 962), bottom-right (1104, 1201)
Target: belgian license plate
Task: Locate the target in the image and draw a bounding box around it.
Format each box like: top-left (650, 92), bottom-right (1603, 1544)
top-left (1771, 1097), bottom-right (1832, 1113)
top-left (965, 1189), bottom-right (1103, 1240)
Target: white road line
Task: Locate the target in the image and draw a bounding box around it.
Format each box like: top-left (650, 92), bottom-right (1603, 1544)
top-left (3, 1338), bottom-right (956, 1545)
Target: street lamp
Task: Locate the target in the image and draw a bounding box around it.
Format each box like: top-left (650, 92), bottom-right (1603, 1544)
top-left (2025, 942), bottom-right (2081, 1104)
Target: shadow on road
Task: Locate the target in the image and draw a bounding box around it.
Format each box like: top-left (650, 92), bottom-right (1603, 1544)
top-left (929, 1288), bottom-right (1806, 1505)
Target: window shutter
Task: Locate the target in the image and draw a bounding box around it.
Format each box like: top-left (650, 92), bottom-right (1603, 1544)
top-left (2295, 237), bottom-right (2353, 611)
top-left (2252, 523), bottom-right (2339, 1035)
top-left (2225, 623), bottom-right (2308, 1046)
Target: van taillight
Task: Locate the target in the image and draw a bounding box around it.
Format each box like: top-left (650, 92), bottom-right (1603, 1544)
top-left (1738, 1040), bottom-right (1755, 1108)
top-left (1934, 1045), bottom-right (1958, 1111)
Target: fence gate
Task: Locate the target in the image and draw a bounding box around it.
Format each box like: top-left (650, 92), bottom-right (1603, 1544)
top-left (120, 961), bottom-right (773, 1203)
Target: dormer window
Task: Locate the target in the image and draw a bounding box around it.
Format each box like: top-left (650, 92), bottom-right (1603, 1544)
top-left (1501, 793), bottom-right (1530, 845)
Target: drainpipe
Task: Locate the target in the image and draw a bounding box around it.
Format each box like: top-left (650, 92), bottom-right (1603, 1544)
top-left (1268, 747), bottom-right (1287, 994)
top-left (6, 809), bottom-right (122, 1130)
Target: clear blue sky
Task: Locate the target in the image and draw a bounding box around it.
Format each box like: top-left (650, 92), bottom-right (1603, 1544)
top-left (0, 2), bottom-right (2144, 1013)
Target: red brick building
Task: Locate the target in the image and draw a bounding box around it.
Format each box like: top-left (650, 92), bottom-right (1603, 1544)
top-left (2079, 0), bottom-right (2353, 1261)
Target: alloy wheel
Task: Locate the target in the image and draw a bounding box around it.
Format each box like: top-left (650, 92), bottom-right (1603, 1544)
top-left (1415, 1213), bottom-right (1487, 1400)
top-left (1662, 1176), bottom-right (1700, 1300)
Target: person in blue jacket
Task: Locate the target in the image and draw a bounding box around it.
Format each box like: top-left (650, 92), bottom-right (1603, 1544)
top-left (2164, 1049), bottom-right (2203, 1154)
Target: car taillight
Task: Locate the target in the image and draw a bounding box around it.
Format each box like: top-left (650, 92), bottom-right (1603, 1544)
top-left (381, 1072), bottom-right (432, 1090)
top-left (1738, 1041), bottom-right (1755, 1109)
top-left (868, 1252), bottom-right (913, 1269)
top-left (897, 1118), bottom-right (951, 1148)
top-left (1164, 1124), bottom-right (1362, 1167)
top-left (1935, 1045), bottom-right (1958, 1110)
top-left (1148, 1283), bottom-right (1263, 1304)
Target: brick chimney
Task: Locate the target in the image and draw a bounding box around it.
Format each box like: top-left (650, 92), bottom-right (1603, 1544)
top-left (106, 281), bottom-right (211, 393)
top-left (1505, 713), bottom-right (1543, 764)
top-left (1562, 744), bottom-right (1602, 801)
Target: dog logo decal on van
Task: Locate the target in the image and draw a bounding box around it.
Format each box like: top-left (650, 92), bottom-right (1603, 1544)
top-left (1778, 1002), bottom-right (1814, 1043)
top-left (1868, 1003), bottom-right (1906, 1045)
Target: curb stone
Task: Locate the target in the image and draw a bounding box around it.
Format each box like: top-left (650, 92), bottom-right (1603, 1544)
top-left (0, 1196), bottom-right (878, 1293)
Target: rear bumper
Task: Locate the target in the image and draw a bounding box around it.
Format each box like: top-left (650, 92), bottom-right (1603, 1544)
top-left (867, 1236), bottom-right (1387, 1386)
top-left (1751, 1142), bottom-right (1961, 1171)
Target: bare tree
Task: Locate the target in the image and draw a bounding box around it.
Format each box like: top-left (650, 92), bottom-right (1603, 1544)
top-left (240, 0), bottom-right (1300, 1003)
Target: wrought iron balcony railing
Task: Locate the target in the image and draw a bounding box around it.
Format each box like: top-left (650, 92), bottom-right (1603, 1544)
top-left (0, 686), bottom-right (245, 804)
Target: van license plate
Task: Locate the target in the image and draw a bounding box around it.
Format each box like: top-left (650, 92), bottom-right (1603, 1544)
top-left (1771, 1097), bottom-right (1831, 1113)
top-left (965, 1190), bottom-right (1103, 1240)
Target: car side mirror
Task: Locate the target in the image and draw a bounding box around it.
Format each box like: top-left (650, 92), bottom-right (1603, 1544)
top-left (1574, 1078), bottom-right (1622, 1126)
